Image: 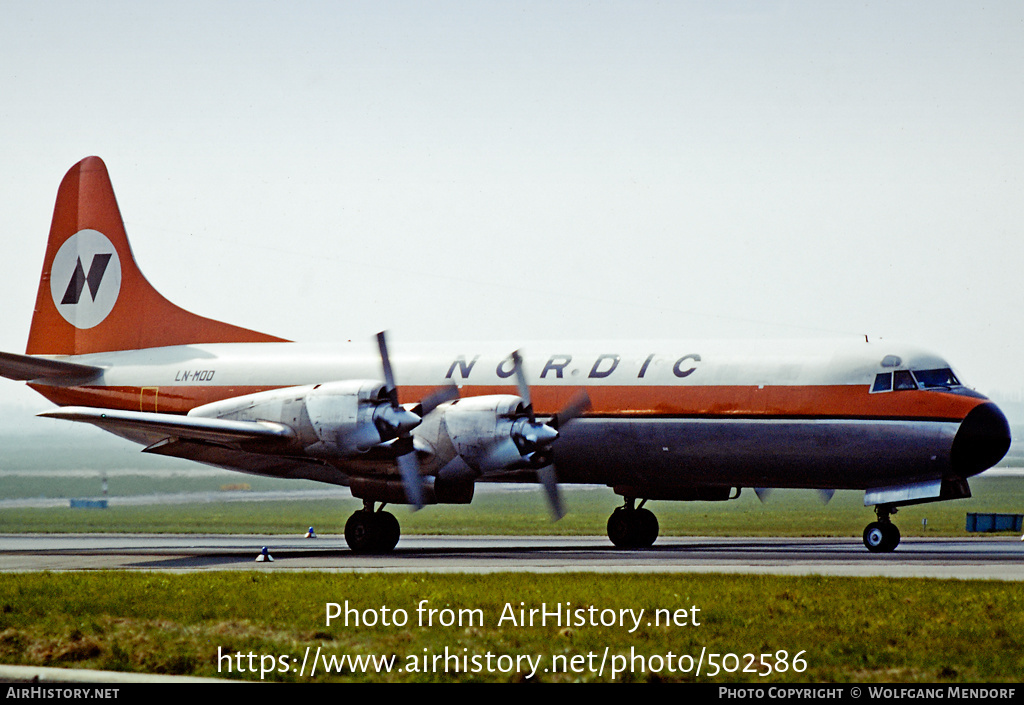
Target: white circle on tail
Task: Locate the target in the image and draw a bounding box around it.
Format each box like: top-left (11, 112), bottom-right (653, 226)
top-left (49, 229), bottom-right (122, 329)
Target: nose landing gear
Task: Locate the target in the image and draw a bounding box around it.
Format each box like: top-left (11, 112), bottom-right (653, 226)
top-left (863, 505), bottom-right (900, 553)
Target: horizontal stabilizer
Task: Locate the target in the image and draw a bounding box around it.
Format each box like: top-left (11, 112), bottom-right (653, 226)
top-left (0, 351), bottom-right (103, 384)
top-left (38, 406), bottom-right (295, 446)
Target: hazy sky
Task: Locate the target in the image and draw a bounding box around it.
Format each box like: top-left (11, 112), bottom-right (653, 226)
top-left (1, 1), bottom-right (1022, 412)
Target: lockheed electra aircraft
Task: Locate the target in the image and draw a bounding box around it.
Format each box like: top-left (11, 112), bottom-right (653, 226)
top-left (0, 157), bottom-right (1012, 554)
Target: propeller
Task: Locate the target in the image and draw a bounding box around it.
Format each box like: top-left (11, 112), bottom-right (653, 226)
top-left (376, 331), bottom-right (459, 510)
top-left (375, 332), bottom-right (420, 433)
top-left (412, 383), bottom-right (461, 418)
top-left (507, 350), bottom-right (591, 520)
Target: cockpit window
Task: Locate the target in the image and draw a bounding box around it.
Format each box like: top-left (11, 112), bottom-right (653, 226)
top-left (871, 367), bottom-right (961, 393)
top-left (913, 368), bottom-right (960, 389)
top-left (872, 373), bottom-right (893, 393)
top-left (893, 370), bottom-right (918, 390)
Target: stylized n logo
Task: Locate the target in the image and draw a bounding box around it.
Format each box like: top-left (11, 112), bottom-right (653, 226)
top-left (61, 254), bottom-right (112, 305)
top-left (50, 230), bottom-right (122, 330)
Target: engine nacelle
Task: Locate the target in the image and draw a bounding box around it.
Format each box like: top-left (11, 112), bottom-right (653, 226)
top-left (190, 380), bottom-right (405, 459)
top-left (436, 395), bottom-right (537, 473)
top-left (303, 380), bottom-right (400, 457)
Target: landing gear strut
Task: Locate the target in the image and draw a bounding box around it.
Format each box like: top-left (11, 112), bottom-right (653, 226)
top-left (345, 501), bottom-right (401, 554)
top-left (607, 498), bottom-right (659, 548)
top-left (863, 505), bottom-right (900, 553)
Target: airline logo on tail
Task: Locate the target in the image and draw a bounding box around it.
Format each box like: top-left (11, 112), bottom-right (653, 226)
top-left (49, 229), bottom-right (121, 329)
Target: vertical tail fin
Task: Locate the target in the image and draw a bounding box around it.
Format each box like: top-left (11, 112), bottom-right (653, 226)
top-left (27, 157), bottom-right (287, 355)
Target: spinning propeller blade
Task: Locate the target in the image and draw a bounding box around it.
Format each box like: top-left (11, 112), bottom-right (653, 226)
top-left (376, 331), bottom-right (425, 509)
top-left (505, 351), bottom-right (590, 521)
top-left (415, 383), bottom-right (460, 416)
top-left (537, 465), bottom-right (565, 521)
top-left (551, 389), bottom-right (591, 430)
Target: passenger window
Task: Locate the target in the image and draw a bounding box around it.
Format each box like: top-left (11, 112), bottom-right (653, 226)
top-left (872, 373), bottom-right (892, 393)
top-left (893, 370), bottom-right (917, 390)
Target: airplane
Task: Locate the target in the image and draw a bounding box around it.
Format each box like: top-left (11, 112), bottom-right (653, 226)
top-left (0, 156), bottom-right (1012, 554)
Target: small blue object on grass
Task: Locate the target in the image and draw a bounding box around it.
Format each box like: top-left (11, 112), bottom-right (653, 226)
top-left (69, 499), bottom-right (107, 509)
top-left (965, 513), bottom-right (1023, 532)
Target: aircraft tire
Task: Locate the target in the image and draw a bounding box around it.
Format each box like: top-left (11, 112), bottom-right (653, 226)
top-left (634, 508), bottom-right (659, 548)
top-left (607, 507), bottom-right (659, 548)
top-left (883, 522), bottom-right (901, 552)
top-left (345, 510), bottom-right (380, 554)
top-left (607, 508), bottom-right (634, 548)
top-left (376, 511), bottom-right (401, 552)
top-left (863, 522), bottom-right (899, 553)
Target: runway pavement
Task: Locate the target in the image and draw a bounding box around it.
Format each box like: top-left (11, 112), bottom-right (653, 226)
top-left (0, 533), bottom-right (1021, 579)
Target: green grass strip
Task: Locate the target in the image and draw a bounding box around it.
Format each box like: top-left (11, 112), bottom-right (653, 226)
top-left (0, 572), bottom-right (1019, 683)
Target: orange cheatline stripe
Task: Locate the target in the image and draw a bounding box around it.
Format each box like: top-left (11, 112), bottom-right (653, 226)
top-left (31, 382), bottom-right (984, 422)
top-left (401, 384), bottom-right (981, 421)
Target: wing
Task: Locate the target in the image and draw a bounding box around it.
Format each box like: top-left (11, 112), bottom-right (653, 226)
top-left (38, 407), bottom-right (295, 447)
top-left (38, 406), bottom-right (353, 485)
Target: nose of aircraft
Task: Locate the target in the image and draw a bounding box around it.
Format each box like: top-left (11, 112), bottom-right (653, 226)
top-left (951, 402), bottom-right (1012, 477)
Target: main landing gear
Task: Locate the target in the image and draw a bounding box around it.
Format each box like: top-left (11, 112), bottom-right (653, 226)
top-left (607, 498), bottom-right (659, 548)
top-left (863, 505), bottom-right (901, 553)
top-left (345, 501), bottom-right (401, 554)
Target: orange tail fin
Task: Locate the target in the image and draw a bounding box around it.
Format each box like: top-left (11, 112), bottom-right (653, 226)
top-left (27, 157), bottom-right (287, 355)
